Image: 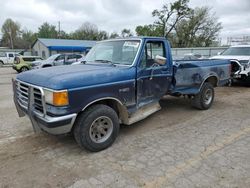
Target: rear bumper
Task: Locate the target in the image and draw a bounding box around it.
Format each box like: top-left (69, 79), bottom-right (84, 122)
top-left (12, 79), bottom-right (77, 135)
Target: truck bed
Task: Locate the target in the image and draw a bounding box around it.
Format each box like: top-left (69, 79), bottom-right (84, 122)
top-left (171, 59), bottom-right (230, 95)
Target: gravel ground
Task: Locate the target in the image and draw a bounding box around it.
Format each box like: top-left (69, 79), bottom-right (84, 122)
top-left (0, 67), bottom-right (250, 188)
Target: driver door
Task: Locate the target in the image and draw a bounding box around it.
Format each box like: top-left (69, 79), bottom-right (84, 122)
top-left (137, 40), bottom-right (172, 107)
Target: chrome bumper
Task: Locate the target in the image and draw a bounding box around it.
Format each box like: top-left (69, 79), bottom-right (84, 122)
top-left (12, 79), bottom-right (77, 135)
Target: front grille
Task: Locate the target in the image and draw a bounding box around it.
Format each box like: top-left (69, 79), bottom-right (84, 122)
top-left (33, 88), bottom-right (44, 114)
top-left (15, 80), bottom-right (45, 115)
top-left (16, 82), bottom-right (29, 109)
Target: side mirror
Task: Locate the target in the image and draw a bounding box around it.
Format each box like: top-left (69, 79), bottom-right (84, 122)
top-left (217, 52), bottom-right (221, 55)
top-left (155, 55), bottom-right (166, 65)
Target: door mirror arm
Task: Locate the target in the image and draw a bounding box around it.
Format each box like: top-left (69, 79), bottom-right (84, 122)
top-left (150, 64), bottom-right (158, 80)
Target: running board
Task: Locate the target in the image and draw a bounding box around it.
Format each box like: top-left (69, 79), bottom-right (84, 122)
top-left (127, 102), bottom-right (161, 125)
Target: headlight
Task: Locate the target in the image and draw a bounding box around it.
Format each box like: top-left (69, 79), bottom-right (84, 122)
top-left (44, 89), bottom-right (69, 106)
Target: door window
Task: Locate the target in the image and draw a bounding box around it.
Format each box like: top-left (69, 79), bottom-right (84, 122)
top-left (23, 57), bottom-right (35, 62)
top-left (8, 53), bottom-right (14, 58)
top-left (141, 41), bottom-right (166, 68)
top-left (55, 55), bottom-right (65, 61)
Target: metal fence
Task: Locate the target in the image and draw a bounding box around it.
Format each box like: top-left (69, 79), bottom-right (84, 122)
top-left (171, 47), bottom-right (228, 58)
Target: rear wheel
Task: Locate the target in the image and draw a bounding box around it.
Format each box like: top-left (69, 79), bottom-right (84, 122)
top-left (191, 82), bottom-right (214, 110)
top-left (20, 66), bottom-right (29, 72)
top-left (0, 61), bottom-right (3, 67)
top-left (73, 104), bottom-right (120, 152)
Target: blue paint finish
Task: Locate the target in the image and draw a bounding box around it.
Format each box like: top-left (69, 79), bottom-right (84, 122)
top-left (48, 46), bottom-right (88, 52)
top-left (17, 64), bottom-right (136, 90)
top-left (172, 59), bottom-right (230, 94)
top-left (15, 37), bottom-right (231, 117)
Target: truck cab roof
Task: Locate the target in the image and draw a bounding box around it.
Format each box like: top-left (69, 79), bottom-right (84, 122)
top-left (101, 36), bottom-right (167, 42)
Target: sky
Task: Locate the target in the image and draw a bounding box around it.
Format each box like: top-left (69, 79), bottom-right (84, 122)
top-left (1, 0), bottom-right (250, 44)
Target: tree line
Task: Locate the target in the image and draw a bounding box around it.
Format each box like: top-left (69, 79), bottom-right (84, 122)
top-left (0, 0), bottom-right (222, 49)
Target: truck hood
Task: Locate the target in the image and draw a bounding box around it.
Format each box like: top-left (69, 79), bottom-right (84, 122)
top-left (16, 64), bottom-right (135, 90)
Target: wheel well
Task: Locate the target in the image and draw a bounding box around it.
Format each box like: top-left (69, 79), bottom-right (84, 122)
top-left (42, 64), bottom-right (52, 68)
top-left (81, 99), bottom-right (129, 124)
top-left (204, 76), bottom-right (218, 87)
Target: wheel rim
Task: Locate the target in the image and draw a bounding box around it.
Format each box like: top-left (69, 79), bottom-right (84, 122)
top-left (22, 67), bottom-right (28, 72)
top-left (204, 89), bottom-right (213, 105)
top-left (89, 116), bottom-right (113, 143)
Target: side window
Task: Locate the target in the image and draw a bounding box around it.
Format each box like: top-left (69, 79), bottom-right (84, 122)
top-left (55, 55), bottom-right (65, 61)
top-left (140, 41), bottom-right (166, 68)
top-left (67, 55), bottom-right (74, 60)
top-left (9, 53), bottom-right (14, 58)
top-left (23, 58), bottom-right (35, 62)
top-left (76, 55), bottom-right (82, 59)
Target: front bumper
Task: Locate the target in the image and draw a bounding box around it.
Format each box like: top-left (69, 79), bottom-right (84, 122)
top-left (31, 65), bottom-right (41, 69)
top-left (12, 79), bottom-right (77, 135)
top-left (12, 64), bottom-right (18, 71)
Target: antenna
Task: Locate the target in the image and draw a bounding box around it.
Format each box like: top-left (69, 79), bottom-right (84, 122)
top-left (58, 21), bottom-right (61, 39)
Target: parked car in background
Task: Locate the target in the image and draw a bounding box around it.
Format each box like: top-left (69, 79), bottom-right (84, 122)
top-left (211, 45), bottom-right (250, 82)
top-left (172, 53), bottom-right (204, 61)
top-left (71, 56), bottom-right (86, 65)
top-left (31, 53), bottom-right (84, 69)
top-left (0, 52), bottom-right (20, 66)
top-left (12, 56), bottom-right (43, 73)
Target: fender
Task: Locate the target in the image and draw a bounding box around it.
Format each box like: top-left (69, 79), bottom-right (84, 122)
top-left (81, 97), bottom-right (123, 111)
top-left (81, 97), bottom-right (129, 124)
top-left (199, 73), bottom-right (219, 91)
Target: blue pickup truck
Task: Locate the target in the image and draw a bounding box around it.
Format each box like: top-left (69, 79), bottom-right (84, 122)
top-left (13, 37), bottom-right (231, 151)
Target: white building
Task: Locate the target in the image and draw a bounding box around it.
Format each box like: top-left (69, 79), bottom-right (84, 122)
top-left (32, 38), bottom-right (96, 59)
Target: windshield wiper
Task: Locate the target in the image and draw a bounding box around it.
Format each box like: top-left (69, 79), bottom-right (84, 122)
top-left (95, 59), bottom-right (116, 66)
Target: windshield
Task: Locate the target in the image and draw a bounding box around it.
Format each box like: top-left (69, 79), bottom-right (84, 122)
top-left (47, 54), bottom-right (60, 61)
top-left (85, 40), bottom-right (140, 65)
top-left (222, 47), bottom-right (250, 56)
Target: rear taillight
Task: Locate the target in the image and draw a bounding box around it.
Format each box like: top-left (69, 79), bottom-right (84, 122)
top-left (14, 57), bottom-right (20, 64)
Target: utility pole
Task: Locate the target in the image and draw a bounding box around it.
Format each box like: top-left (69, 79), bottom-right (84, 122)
top-left (8, 31), bottom-right (13, 49)
top-left (58, 21), bottom-right (61, 39)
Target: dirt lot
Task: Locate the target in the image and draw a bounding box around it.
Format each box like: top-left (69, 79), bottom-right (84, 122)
top-left (0, 67), bottom-right (250, 188)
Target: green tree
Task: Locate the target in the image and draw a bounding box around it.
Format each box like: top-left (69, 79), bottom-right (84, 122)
top-left (72, 22), bottom-right (99, 40)
top-left (174, 7), bottom-right (222, 47)
top-left (37, 22), bottom-right (58, 38)
top-left (121, 29), bottom-right (133, 37)
top-left (1, 18), bottom-right (21, 48)
top-left (152, 0), bottom-right (191, 37)
top-left (135, 24), bottom-right (162, 36)
top-left (109, 32), bottom-right (119, 39)
top-left (20, 30), bottom-right (37, 49)
top-left (58, 30), bottom-right (70, 39)
top-left (97, 31), bottom-right (108, 40)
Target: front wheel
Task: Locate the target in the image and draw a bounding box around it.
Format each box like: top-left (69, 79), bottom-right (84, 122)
top-left (20, 66), bottom-right (29, 72)
top-left (0, 61), bottom-right (3, 67)
top-left (73, 104), bottom-right (120, 152)
top-left (191, 82), bottom-right (214, 110)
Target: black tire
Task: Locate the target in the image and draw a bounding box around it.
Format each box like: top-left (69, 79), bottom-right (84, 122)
top-left (73, 104), bottom-right (120, 152)
top-left (191, 82), bottom-right (214, 110)
top-left (0, 61), bottom-right (3, 67)
top-left (42, 65), bottom-right (52, 68)
top-left (20, 66), bottom-right (29, 72)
